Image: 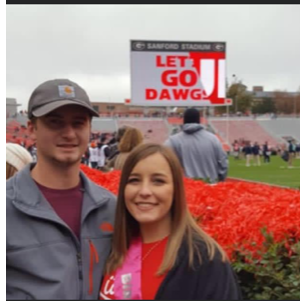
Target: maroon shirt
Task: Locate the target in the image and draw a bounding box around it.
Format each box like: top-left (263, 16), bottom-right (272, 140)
top-left (35, 180), bottom-right (84, 239)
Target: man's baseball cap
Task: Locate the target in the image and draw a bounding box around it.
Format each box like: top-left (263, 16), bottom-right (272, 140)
top-left (27, 79), bottom-right (99, 119)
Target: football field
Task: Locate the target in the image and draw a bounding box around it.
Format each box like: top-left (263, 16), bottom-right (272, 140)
top-left (228, 155), bottom-right (300, 189)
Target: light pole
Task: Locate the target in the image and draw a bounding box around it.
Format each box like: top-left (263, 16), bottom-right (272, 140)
top-left (232, 74), bottom-right (238, 114)
top-left (294, 94), bottom-right (296, 118)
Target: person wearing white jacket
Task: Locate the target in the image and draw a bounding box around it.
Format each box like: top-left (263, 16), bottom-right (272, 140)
top-left (89, 142), bottom-right (99, 168)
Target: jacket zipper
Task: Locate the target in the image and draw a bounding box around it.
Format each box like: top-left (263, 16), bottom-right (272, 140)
top-left (77, 252), bottom-right (83, 280)
top-left (88, 240), bottom-right (99, 295)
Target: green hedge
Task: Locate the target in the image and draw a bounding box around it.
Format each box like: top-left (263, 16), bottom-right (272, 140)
top-left (232, 230), bottom-right (300, 300)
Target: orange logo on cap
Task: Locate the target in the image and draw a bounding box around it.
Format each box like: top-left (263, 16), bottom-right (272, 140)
top-left (64, 86), bottom-right (73, 94)
top-left (99, 222), bottom-right (114, 232)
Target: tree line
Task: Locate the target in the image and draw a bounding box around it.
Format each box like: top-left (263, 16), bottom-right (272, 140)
top-left (215, 81), bottom-right (300, 115)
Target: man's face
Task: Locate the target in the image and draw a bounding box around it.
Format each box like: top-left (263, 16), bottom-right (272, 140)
top-left (28, 105), bottom-right (91, 167)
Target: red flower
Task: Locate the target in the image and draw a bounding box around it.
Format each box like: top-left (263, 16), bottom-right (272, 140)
top-left (81, 165), bottom-right (300, 260)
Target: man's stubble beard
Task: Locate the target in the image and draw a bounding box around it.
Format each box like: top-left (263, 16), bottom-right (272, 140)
top-left (50, 155), bottom-right (82, 169)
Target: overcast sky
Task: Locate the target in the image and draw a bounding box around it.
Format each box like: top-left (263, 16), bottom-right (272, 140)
top-left (6, 5), bottom-right (300, 109)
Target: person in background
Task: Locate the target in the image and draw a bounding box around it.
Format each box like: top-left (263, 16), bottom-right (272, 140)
top-left (252, 142), bottom-right (261, 166)
top-left (81, 146), bottom-right (90, 166)
top-left (164, 108), bottom-right (228, 183)
top-left (27, 143), bottom-right (38, 162)
top-left (97, 136), bottom-right (110, 171)
top-left (100, 143), bottom-right (242, 300)
top-left (296, 142), bottom-right (300, 159)
top-left (111, 127), bottom-right (143, 171)
top-left (288, 139), bottom-right (296, 168)
top-left (243, 141), bottom-right (253, 167)
top-left (107, 126), bottom-right (129, 162)
top-left (263, 141), bottom-right (271, 163)
top-left (6, 143), bottom-right (33, 180)
top-left (107, 135), bottom-right (117, 154)
top-left (89, 141), bottom-right (99, 169)
top-left (232, 140), bottom-right (240, 160)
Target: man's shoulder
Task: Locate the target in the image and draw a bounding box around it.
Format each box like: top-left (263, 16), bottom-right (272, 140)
top-left (82, 175), bottom-right (117, 206)
top-left (6, 176), bottom-right (15, 203)
top-left (6, 174), bottom-right (25, 213)
top-left (6, 175), bottom-right (14, 190)
top-left (85, 176), bottom-right (115, 195)
top-left (6, 173), bottom-right (22, 200)
top-left (199, 129), bottom-right (218, 139)
top-left (89, 181), bottom-right (116, 199)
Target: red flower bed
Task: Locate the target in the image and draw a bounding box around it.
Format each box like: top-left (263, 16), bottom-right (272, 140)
top-left (81, 165), bottom-right (300, 259)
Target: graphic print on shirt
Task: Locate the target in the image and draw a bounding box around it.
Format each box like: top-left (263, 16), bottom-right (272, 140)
top-left (99, 275), bottom-right (115, 300)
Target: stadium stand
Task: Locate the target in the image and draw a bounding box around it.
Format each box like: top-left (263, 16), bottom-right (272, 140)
top-left (91, 118), bottom-right (117, 132)
top-left (117, 118), bottom-right (169, 144)
top-left (209, 118), bottom-right (280, 147)
top-left (257, 118), bottom-right (300, 143)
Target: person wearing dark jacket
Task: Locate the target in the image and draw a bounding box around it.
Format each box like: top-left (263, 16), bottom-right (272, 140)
top-left (243, 141), bottom-right (253, 167)
top-left (99, 143), bottom-right (242, 300)
top-left (97, 136), bottom-right (110, 171)
top-left (107, 126), bottom-right (129, 161)
top-left (263, 141), bottom-right (271, 163)
top-left (288, 140), bottom-right (296, 168)
top-left (252, 142), bottom-right (261, 166)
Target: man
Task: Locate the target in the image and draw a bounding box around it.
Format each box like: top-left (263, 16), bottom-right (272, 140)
top-left (107, 126), bottom-right (128, 162)
top-left (81, 146), bottom-right (90, 166)
top-left (288, 139), bottom-right (296, 168)
top-left (263, 141), bottom-right (271, 163)
top-left (296, 142), bottom-right (300, 159)
top-left (97, 136), bottom-right (110, 171)
top-left (232, 140), bottom-right (240, 160)
top-left (252, 142), bottom-right (261, 166)
top-left (27, 143), bottom-right (38, 162)
top-left (164, 108), bottom-right (228, 183)
top-left (6, 79), bottom-right (117, 299)
top-left (243, 141), bottom-right (253, 167)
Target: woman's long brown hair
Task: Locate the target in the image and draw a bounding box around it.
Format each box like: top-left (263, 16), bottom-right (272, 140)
top-left (105, 143), bottom-right (226, 275)
top-left (6, 162), bottom-right (17, 180)
top-left (118, 127), bottom-right (143, 153)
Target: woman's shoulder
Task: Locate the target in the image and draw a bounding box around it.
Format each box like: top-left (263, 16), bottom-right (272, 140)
top-left (179, 238), bottom-right (242, 300)
top-left (164, 236), bottom-right (243, 300)
top-left (178, 234), bottom-right (226, 267)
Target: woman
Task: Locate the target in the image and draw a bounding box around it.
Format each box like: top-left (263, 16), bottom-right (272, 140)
top-left (100, 143), bottom-right (242, 300)
top-left (111, 127), bottom-right (143, 170)
top-left (6, 143), bottom-right (33, 180)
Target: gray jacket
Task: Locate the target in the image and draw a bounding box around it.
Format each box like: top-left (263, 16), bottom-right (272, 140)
top-left (165, 124), bottom-right (228, 182)
top-left (6, 164), bottom-right (117, 300)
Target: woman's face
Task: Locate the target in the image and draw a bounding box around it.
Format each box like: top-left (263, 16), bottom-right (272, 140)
top-left (124, 153), bottom-right (174, 228)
